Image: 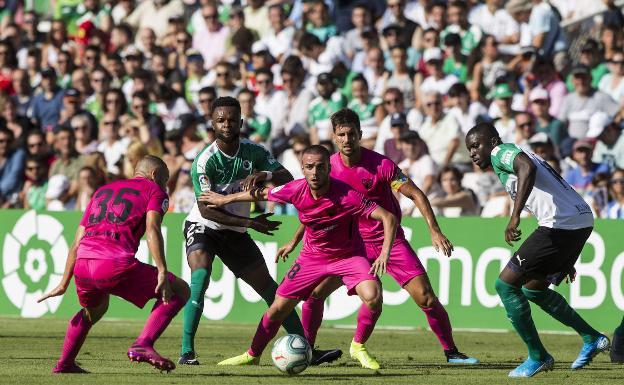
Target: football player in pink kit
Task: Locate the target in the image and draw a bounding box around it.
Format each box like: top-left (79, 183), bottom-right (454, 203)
top-left (278, 109), bottom-right (478, 365)
top-left (38, 156), bottom-right (190, 373)
top-left (199, 145), bottom-right (397, 369)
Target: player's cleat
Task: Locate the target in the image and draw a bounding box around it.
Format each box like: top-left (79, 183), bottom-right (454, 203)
top-left (350, 340), bottom-right (380, 370)
top-left (217, 351), bottom-right (260, 366)
top-left (508, 354), bottom-right (554, 378)
top-left (127, 344), bottom-right (176, 372)
top-left (611, 331), bottom-right (624, 363)
top-left (52, 363), bottom-right (90, 374)
top-left (178, 351), bottom-right (200, 365)
top-left (310, 348), bottom-right (343, 366)
top-left (571, 335), bottom-right (610, 369)
top-left (444, 348), bottom-right (479, 364)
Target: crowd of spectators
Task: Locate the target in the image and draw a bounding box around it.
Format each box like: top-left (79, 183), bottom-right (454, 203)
top-left (0, 0), bottom-right (623, 219)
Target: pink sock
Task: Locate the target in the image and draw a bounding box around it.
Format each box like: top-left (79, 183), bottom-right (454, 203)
top-left (353, 304), bottom-right (381, 344)
top-left (56, 309), bottom-right (92, 368)
top-left (248, 313), bottom-right (281, 357)
top-left (302, 296), bottom-right (324, 346)
top-left (421, 299), bottom-right (455, 350)
top-left (135, 295), bottom-right (185, 347)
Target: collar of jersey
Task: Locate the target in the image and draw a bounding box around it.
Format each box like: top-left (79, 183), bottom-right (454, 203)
top-left (216, 140), bottom-right (240, 159)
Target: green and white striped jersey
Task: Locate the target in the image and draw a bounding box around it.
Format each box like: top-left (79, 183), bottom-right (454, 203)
top-left (186, 139), bottom-right (283, 232)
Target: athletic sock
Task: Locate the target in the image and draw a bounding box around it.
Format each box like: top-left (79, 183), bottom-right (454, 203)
top-left (248, 313), bottom-right (282, 357)
top-left (56, 309), bottom-right (93, 368)
top-left (522, 287), bottom-right (600, 344)
top-left (136, 294), bottom-right (186, 347)
top-left (259, 281), bottom-right (305, 337)
top-left (421, 299), bottom-right (455, 351)
top-left (353, 303), bottom-right (381, 344)
top-left (181, 268), bottom-right (210, 355)
top-left (301, 295), bottom-right (324, 346)
top-left (495, 278), bottom-right (548, 360)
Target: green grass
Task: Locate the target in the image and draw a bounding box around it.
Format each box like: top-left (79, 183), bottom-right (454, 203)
top-left (0, 317), bottom-right (620, 385)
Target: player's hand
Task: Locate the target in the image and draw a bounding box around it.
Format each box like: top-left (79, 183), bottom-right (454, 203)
top-left (276, 241), bottom-right (295, 263)
top-left (370, 253), bottom-right (389, 277)
top-left (37, 284), bottom-right (68, 303)
top-left (155, 271), bottom-right (172, 304)
top-left (198, 191), bottom-right (229, 207)
top-left (505, 216), bottom-right (522, 246)
top-left (241, 171), bottom-right (268, 191)
top-left (250, 213), bottom-right (281, 235)
top-left (431, 230), bottom-right (454, 257)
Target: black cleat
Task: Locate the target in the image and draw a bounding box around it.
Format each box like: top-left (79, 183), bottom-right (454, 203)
top-left (444, 348), bottom-right (479, 364)
top-left (611, 332), bottom-right (624, 363)
top-left (178, 351), bottom-right (200, 365)
top-left (311, 348), bottom-right (343, 366)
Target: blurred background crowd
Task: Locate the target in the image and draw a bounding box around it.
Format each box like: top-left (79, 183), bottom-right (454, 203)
top-left (0, 0), bottom-right (623, 219)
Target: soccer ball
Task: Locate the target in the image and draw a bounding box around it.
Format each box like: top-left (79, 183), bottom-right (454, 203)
top-left (271, 334), bottom-right (312, 375)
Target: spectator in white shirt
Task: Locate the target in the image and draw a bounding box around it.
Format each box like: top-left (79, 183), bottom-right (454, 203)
top-left (416, 47), bottom-right (459, 109)
top-left (447, 83), bottom-right (488, 135)
top-left (397, 130), bottom-right (438, 216)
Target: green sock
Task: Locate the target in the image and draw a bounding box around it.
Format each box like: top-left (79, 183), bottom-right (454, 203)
top-left (616, 316), bottom-right (624, 336)
top-left (259, 281), bottom-right (305, 337)
top-left (522, 287), bottom-right (600, 344)
top-left (181, 268), bottom-right (210, 355)
top-left (495, 278), bottom-right (548, 360)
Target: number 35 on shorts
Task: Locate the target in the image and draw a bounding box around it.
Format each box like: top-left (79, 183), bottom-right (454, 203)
top-left (287, 263), bottom-right (301, 280)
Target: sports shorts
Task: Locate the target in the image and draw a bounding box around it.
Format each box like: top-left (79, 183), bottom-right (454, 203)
top-left (364, 237), bottom-right (426, 287)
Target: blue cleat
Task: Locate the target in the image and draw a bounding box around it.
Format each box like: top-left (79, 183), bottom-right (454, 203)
top-left (571, 335), bottom-right (610, 370)
top-left (508, 354), bottom-right (554, 377)
top-left (444, 349), bottom-right (479, 364)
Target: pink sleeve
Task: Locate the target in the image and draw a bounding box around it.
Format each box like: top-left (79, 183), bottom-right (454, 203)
top-left (346, 189), bottom-right (378, 219)
top-left (147, 186), bottom-right (169, 215)
top-left (267, 182), bottom-right (296, 204)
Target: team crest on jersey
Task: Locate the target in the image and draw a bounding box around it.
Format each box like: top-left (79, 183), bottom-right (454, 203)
top-left (361, 178), bottom-right (374, 190)
top-left (199, 175), bottom-right (210, 191)
top-left (243, 160), bottom-right (252, 171)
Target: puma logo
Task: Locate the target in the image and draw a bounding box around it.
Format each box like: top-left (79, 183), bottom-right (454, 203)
top-left (516, 255), bottom-right (526, 266)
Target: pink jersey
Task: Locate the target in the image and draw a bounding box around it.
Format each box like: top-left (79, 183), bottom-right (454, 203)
top-left (77, 177), bottom-right (169, 260)
top-left (267, 178), bottom-right (377, 259)
top-left (330, 148), bottom-right (407, 242)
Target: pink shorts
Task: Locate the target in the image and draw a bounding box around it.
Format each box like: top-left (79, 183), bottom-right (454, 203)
top-left (364, 237), bottom-right (426, 287)
top-left (73, 258), bottom-right (176, 308)
top-left (276, 255), bottom-right (378, 300)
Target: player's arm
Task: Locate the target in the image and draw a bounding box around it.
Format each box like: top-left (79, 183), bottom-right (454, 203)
top-left (506, 152), bottom-right (537, 246)
top-left (398, 179), bottom-right (454, 257)
top-left (368, 206), bottom-right (397, 277)
top-left (198, 188), bottom-right (281, 235)
top-left (146, 210), bottom-right (172, 303)
top-left (275, 223), bottom-right (305, 263)
top-left (38, 225), bottom-right (85, 302)
top-left (241, 167), bottom-right (293, 191)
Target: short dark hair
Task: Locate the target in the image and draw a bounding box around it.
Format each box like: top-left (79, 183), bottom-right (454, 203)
top-left (330, 108), bottom-right (361, 133)
top-left (351, 74), bottom-right (368, 89)
top-left (56, 126), bottom-right (75, 138)
top-left (281, 55), bottom-right (304, 76)
top-left (199, 86), bottom-right (216, 97)
top-left (132, 90), bottom-right (150, 101)
top-left (448, 83), bottom-right (469, 97)
top-left (211, 96), bottom-right (241, 115)
top-left (466, 122), bottom-right (501, 142)
top-left (255, 67), bottom-right (273, 80)
top-left (437, 165), bottom-right (463, 185)
top-left (299, 32), bottom-right (322, 51)
top-left (302, 144), bottom-right (330, 163)
top-left (237, 88), bottom-right (254, 99)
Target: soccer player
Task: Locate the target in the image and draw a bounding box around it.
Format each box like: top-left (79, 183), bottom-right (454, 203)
top-left (465, 123), bottom-right (610, 377)
top-left (613, 317), bottom-right (624, 363)
top-left (279, 109), bottom-right (478, 367)
top-left (200, 145), bottom-right (397, 369)
top-left (180, 96), bottom-right (340, 365)
top-left (38, 156), bottom-right (190, 373)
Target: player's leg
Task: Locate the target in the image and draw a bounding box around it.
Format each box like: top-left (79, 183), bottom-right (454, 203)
top-left (301, 276), bottom-right (342, 345)
top-left (350, 279), bottom-right (383, 370)
top-left (53, 295), bottom-right (110, 374)
top-left (218, 296), bottom-right (301, 365)
top-left (612, 316), bottom-right (624, 363)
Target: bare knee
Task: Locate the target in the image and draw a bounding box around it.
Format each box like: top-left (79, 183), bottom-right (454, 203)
top-left (187, 250), bottom-right (212, 271)
top-left (266, 299), bottom-right (296, 322)
top-left (173, 277), bottom-right (190, 302)
top-left (358, 284), bottom-right (383, 312)
top-left (405, 276), bottom-right (437, 308)
top-left (85, 299), bottom-right (109, 324)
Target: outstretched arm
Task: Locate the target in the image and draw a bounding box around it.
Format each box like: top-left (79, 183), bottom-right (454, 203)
top-left (38, 225), bottom-right (85, 302)
top-left (198, 186), bottom-right (270, 208)
top-left (399, 179), bottom-right (454, 256)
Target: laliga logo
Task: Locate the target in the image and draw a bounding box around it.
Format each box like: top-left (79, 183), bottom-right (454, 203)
top-left (2, 211), bottom-right (68, 317)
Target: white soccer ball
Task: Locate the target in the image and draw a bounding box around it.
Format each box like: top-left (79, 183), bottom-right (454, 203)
top-left (271, 334), bottom-right (312, 375)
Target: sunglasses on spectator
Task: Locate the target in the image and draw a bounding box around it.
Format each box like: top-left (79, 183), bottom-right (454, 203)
top-left (199, 98), bottom-right (214, 104)
top-left (133, 103), bottom-right (147, 109)
top-left (204, 14), bottom-right (218, 20)
top-left (217, 72), bottom-right (229, 77)
top-left (26, 165), bottom-right (42, 171)
top-left (73, 125), bottom-right (88, 130)
top-left (28, 142), bottom-right (43, 148)
top-left (106, 98), bottom-right (120, 104)
top-left (612, 178), bottom-right (624, 185)
top-left (103, 121), bottom-right (117, 126)
top-left (294, 149), bottom-right (305, 155)
top-left (92, 77), bottom-right (105, 83)
top-left (426, 101), bottom-right (442, 107)
top-left (0, 138), bottom-right (9, 144)
top-left (177, 38), bottom-right (189, 44)
top-left (532, 99), bottom-right (548, 105)
top-left (256, 79), bottom-right (271, 85)
top-left (384, 98), bottom-right (401, 105)
top-left (610, 60), bottom-right (624, 65)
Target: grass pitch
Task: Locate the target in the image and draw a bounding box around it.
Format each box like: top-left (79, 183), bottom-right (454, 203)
top-left (0, 317), bottom-right (620, 385)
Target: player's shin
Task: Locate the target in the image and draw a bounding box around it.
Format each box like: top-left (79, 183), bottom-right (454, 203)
top-left (421, 298), bottom-right (455, 351)
top-left (522, 287), bottom-right (600, 343)
top-left (353, 303), bottom-right (382, 344)
top-left (302, 295), bottom-right (325, 345)
top-left (249, 310), bottom-right (289, 357)
top-left (136, 294), bottom-right (186, 348)
top-left (55, 309), bottom-right (93, 370)
top-left (495, 279), bottom-right (548, 360)
top-left (181, 268), bottom-right (210, 355)
top-left (260, 281), bottom-right (305, 337)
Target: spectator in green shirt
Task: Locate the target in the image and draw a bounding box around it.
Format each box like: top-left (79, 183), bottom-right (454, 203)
top-left (443, 33), bottom-right (468, 83)
top-left (529, 87), bottom-right (567, 147)
top-left (566, 39), bottom-right (609, 91)
top-left (237, 88), bottom-right (271, 144)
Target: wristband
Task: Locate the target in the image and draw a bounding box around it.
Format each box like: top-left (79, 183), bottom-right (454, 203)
top-left (264, 171), bottom-right (273, 181)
